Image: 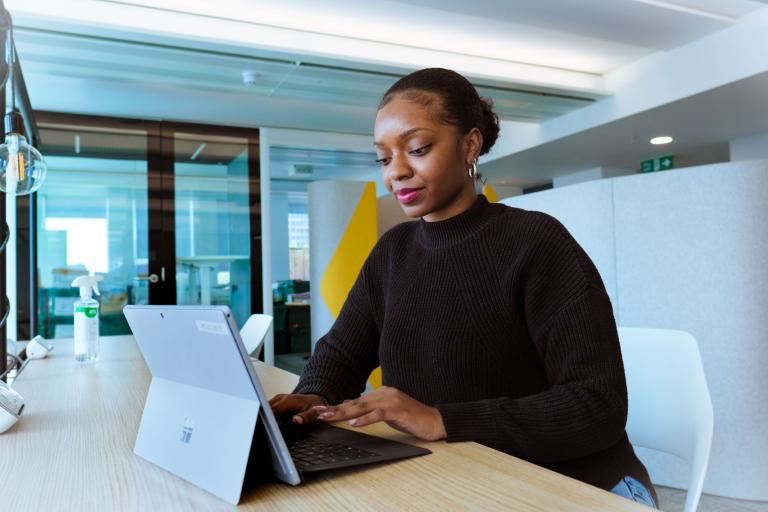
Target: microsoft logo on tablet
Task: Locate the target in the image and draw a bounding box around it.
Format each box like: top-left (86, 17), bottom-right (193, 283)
top-left (180, 418), bottom-right (195, 444)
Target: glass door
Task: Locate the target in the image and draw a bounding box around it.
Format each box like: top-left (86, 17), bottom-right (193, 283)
top-left (160, 124), bottom-right (262, 330)
top-left (33, 115), bottom-right (262, 338)
top-left (35, 115), bottom-right (157, 338)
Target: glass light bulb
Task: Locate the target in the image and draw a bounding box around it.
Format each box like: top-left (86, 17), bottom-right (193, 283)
top-left (0, 132), bottom-right (47, 195)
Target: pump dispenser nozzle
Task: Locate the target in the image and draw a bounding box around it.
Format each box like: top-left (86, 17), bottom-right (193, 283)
top-left (71, 275), bottom-right (103, 300)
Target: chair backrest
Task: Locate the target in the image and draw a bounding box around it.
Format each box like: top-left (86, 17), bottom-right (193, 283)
top-left (240, 314), bottom-right (273, 357)
top-left (618, 327), bottom-right (714, 512)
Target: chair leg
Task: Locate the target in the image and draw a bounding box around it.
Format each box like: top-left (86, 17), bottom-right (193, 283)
top-left (683, 451), bottom-right (710, 512)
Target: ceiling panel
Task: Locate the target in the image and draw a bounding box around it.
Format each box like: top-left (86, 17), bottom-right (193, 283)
top-left (660, 0), bottom-right (768, 16)
top-left (14, 28), bottom-right (593, 122)
top-left (97, 0), bottom-right (653, 74)
top-left (14, 29), bottom-right (296, 92)
top-left (392, 0), bottom-right (765, 49)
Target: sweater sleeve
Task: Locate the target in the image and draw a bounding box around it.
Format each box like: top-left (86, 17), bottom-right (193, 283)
top-left (435, 213), bottom-right (628, 464)
top-left (292, 257), bottom-right (381, 405)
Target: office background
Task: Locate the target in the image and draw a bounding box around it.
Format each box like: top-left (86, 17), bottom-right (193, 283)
top-left (2, 1), bottom-right (768, 511)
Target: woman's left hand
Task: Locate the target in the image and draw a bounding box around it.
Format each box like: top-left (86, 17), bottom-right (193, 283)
top-left (311, 386), bottom-right (447, 441)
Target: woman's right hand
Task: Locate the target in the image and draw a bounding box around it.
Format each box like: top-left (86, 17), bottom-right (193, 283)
top-left (269, 393), bottom-right (329, 425)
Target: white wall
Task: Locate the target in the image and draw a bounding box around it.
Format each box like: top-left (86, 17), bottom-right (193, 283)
top-left (553, 167), bottom-right (635, 188)
top-left (552, 168), bottom-right (604, 188)
top-left (730, 132), bottom-right (768, 161)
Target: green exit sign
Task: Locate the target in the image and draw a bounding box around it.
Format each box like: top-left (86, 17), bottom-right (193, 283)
top-left (641, 155), bottom-right (675, 173)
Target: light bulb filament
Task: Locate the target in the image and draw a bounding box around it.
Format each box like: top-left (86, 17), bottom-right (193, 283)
top-left (0, 131), bottom-right (48, 195)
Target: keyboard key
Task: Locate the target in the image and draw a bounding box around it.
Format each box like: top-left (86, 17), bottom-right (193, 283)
top-left (287, 438), bottom-right (379, 468)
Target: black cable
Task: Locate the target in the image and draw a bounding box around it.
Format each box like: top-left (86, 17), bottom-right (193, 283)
top-left (0, 227), bottom-right (9, 342)
top-left (0, 221), bottom-right (8, 254)
top-left (0, 296), bottom-right (8, 330)
top-left (0, 0), bottom-right (9, 382)
top-left (0, 351), bottom-right (20, 380)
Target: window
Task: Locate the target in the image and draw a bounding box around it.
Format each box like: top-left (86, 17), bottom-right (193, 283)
top-left (43, 217), bottom-right (109, 274)
top-left (288, 210), bottom-right (309, 281)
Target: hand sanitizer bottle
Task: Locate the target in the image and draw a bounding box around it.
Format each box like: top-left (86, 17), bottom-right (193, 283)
top-left (71, 275), bottom-right (103, 362)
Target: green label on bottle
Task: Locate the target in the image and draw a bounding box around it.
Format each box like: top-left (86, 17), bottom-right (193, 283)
top-left (75, 306), bottom-right (99, 318)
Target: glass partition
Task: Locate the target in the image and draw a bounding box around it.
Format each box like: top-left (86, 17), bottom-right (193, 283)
top-left (36, 123), bottom-right (149, 338)
top-left (32, 115), bottom-right (261, 339)
top-left (173, 132), bottom-right (252, 328)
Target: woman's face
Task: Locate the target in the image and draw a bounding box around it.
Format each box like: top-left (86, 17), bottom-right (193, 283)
top-left (374, 93), bottom-right (481, 222)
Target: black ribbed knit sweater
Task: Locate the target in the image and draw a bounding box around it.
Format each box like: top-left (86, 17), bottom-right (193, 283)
top-left (294, 194), bottom-right (655, 498)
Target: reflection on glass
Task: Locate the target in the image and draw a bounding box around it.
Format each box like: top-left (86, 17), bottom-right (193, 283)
top-left (288, 210), bottom-right (310, 281)
top-left (174, 133), bottom-right (251, 328)
top-left (36, 125), bottom-right (149, 338)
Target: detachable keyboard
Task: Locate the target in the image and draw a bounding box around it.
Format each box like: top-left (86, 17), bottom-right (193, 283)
top-left (287, 437), bottom-right (380, 469)
top-left (275, 419), bottom-right (430, 475)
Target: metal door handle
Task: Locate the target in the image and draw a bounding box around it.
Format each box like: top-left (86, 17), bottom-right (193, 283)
top-left (135, 274), bottom-right (160, 284)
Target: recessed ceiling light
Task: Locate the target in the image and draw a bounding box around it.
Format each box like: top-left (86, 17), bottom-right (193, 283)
top-left (650, 136), bottom-right (674, 145)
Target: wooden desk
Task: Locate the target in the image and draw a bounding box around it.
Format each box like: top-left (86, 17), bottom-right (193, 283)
top-left (0, 336), bottom-right (652, 511)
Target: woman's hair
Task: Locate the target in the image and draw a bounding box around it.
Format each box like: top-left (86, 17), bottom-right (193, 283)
top-left (377, 68), bottom-right (500, 156)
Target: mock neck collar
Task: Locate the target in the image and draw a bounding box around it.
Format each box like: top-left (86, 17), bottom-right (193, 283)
top-left (418, 194), bottom-right (493, 249)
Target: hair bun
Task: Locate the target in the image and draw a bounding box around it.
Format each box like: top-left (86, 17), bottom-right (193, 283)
top-left (478, 97), bottom-right (500, 156)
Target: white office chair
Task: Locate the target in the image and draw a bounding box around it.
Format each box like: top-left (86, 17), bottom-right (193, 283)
top-left (240, 314), bottom-right (273, 358)
top-left (618, 327), bottom-right (714, 512)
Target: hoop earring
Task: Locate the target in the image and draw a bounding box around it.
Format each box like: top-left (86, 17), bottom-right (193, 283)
top-left (468, 160), bottom-right (478, 179)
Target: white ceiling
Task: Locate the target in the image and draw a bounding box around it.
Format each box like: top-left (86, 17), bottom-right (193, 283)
top-left (395, 0), bottom-right (766, 51)
top-left (480, 71), bottom-right (768, 186)
top-left (12, 28), bottom-right (593, 123)
top-left (91, 0), bottom-right (766, 75)
top-left (14, 0), bottom-right (766, 130)
top-left (11, 0), bottom-right (767, 125)
top-left (8, 0), bottom-right (768, 188)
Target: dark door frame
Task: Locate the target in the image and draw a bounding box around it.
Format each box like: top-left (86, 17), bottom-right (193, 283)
top-left (27, 112), bottom-right (263, 331)
top-left (156, 120), bottom-right (262, 314)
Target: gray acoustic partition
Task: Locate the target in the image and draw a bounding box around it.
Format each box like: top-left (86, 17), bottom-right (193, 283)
top-left (502, 160), bottom-right (768, 501)
top-left (499, 178), bottom-right (618, 307)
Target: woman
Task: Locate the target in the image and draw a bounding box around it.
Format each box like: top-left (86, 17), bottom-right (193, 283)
top-left (270, 68), bottom-right (658, 508)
